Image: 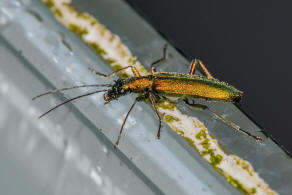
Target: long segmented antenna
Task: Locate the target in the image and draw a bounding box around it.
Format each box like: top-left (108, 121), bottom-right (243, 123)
top-left (32, 84), bottom-right (111, 100)
top-left (38, 89), bottom-right (108, 119)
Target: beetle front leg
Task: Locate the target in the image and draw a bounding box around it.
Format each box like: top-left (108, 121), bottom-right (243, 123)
top-left (115, 94), bottom-right (148, 148)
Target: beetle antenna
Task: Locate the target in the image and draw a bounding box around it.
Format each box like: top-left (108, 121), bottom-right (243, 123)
top-left (32, 84), bottom-right (112, 100)
top-left (38, 89), bottom-right (108, 119)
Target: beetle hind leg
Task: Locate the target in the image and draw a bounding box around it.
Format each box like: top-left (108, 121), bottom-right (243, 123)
top-left (183, 98), bottom-right (263, 141)
top-left (189, 59), bottom-right (214, 79)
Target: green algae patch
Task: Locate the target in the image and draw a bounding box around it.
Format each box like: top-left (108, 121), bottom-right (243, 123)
top-left (251, 188), bottom-right (257, 194)
top-left (235, 157), bottom-right (254, 177)
top-left (172, 127), bottom-right (185, 137)
top-left (90, 43), bottom-right (107, 55)
top-left (175, 127), bottom-right (223, 169)
top-left (62, 2), bottom-right (76, 13)
top-left (111, 65), bottom-right (129, 78)
top-left (195, 128), bottom-right (223, 167)
top-left (210, 154), bottom-right (223, 167)
top-left (200, 139), bottom-right (210, 150)
top-left (196, 128), bottom-right (207, 140)
top-left (77, 12), bottom-right (91, 20)
top-left (54, 9), bottom-right (63, 18)
top-left (200, 148), bottom-right (214, 157)
top-left (43, 0), bottom-right (54, 8)
top-left (68, 24), bottom-right (88, 36)
top-left (156, 100), bottom-right (175, 111)
top-left (164, 115), bottom-right (180, 123)
top-left (91, 20), bottom-right (97, 26)
top-left (227, 176), bottom-right (257, 194)
top-left (112, 65), bottom-right (123, 70)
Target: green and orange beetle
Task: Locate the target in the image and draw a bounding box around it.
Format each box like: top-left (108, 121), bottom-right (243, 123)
top-left (33, 45), bottom-right (262, 146)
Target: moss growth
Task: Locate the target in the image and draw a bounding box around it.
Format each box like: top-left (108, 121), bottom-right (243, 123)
top-left (99, 25), bottom-right (107, 36)
top-left (196, 128), bottom-right (207, 140)
top-left (235, 157), bottom-right (254, 176)
top-left (226, 176), bottom-right (256, 194)
top-left (139, 66), bottom-right (149, 75)
top-left (112, 65), bottom-right (123, 70)
top-left (54, 9), bottom-right (63, 18)
top-left (172, 124), bottom-right (252, 193)
top-left (62, 2), bottom-right (76, 13)
top-left (91, 20), bottom-right (97, 26)
top-left (44, 0), bottom-right (54, 8)
top-left (201, 149), bottom-right (214, 157)
top-left (111, 65), bottom-right (129, 78)
top-left (194, 128), bottom-right (223, 167)
top-left (90, 43), bottom-right (107, 55)
top-left (164, 115), bottom-right (180, 123)
top-left (106, 58), bottom-right (116, 65)
top-left (210, 154), bottom-right (223, 167)
top-left (200, 139), bottom-right (210, 150)
top-left (77, 13), bottom-right (91, 20)
top-left (128, 57), bottom-right (137, 64)
top-left (156, 100), bottom-right (175, 111)
top-left (68, 24), bottom-right (88, 36)
top-left (172, 127), bottom-right (185, 137)
top-left (251, 188), bottom-right (257, 194)
top-left (120, 50), bottom-right (128, 58)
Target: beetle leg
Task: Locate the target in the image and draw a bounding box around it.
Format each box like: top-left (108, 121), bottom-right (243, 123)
top-left (149, 93), bottom-right (162, 139)
top-left (183, 98), bottom-right (263, 141)
top-left (189, 59), bottom-right (214, 79)
top-left (115, 98), bottom-right (137, 147)
top-left (150, 44), bottom-right (168, 74)
top-left (189, 59), bottom-right (198, 75)
top-left (115, 94), bottom-right (148, 147)
top-left (89, 65), bottom-right (140, 78)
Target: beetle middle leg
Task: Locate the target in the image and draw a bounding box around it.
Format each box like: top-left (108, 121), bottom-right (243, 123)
top-left (150, 44), bottom-right (168, 74)
top-left (183, 98), bottom-right (262, 141)
top-left (149, 93), bottom-right (162, 139)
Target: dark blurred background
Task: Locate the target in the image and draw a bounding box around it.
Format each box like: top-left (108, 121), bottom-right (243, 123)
top-left (126, 0), bottom-right (292, 153)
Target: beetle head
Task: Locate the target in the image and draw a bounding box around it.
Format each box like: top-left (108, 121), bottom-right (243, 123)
top-left (104, 80), bottom-right (130, 103)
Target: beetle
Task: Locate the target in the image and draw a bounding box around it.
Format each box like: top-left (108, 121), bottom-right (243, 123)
top-left (33, 45), bottom-right (262, 146)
